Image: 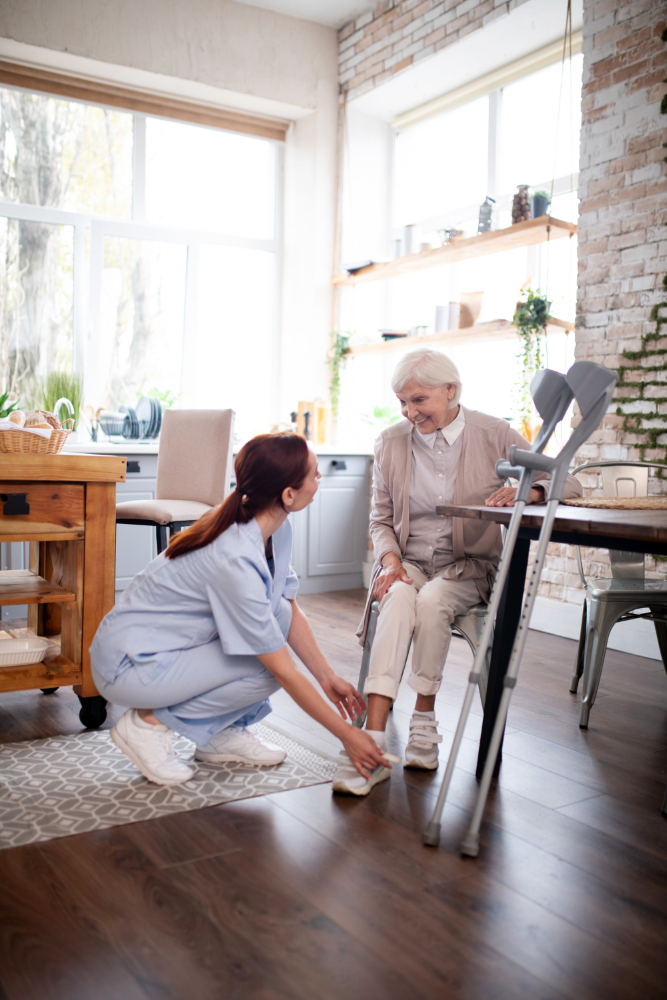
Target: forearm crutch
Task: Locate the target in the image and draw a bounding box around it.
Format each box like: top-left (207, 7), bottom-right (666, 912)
top-left (458, 361), bottom-right (617, 858)
top-left (422, 368), bottom-right (574, 848)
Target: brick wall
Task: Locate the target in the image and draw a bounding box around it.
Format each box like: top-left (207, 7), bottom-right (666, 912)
top-left (540, 0), bottom-right (667, 603)
top-left (338, 0), bottom-right (531, 100)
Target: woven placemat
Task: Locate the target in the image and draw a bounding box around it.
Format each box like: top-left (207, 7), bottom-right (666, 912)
top-left (562, 496), bottom-right (667, 509)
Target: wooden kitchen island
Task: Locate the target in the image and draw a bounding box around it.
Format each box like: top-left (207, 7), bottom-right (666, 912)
top-left (0, 452), bottom-right (126, 728)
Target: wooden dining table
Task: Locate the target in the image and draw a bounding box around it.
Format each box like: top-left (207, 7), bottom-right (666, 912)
top-left (435, 502), bottom-right (667, 778)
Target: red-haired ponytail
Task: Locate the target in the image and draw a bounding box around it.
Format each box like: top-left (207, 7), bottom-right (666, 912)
top-left (165, 433), bottom-right (310, 559)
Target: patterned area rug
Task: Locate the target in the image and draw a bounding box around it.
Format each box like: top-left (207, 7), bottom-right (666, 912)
top-left (0, 723), bottom-right (336, 850)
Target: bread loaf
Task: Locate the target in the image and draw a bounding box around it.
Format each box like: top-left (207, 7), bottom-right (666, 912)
top-left (7, 410), bottom-right (25, 427)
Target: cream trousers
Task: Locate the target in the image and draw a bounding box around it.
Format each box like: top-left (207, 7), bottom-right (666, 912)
top-left (365, 561), bottom-right (480, 701)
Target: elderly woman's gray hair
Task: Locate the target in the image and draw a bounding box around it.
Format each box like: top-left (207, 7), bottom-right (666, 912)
top-left (391, 348), bottom-right (462, 407)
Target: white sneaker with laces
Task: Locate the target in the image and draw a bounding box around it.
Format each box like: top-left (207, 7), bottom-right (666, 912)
top-left (404, 712), bottom-right (442, 770)
top-left (110, 709), bottom-right (194, 785)
top-left (331, 752), bottom-right (390, 796)
top-left (194, 726), bottom-right (287, 766)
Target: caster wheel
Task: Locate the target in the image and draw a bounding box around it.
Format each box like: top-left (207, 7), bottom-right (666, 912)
top-left (41, 688), bottom-right (58, 695)
top-left (78, 695), bottom-right (107, 729)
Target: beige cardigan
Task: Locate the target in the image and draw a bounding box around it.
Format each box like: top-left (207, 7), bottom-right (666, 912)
top-left (356, 406), bottom-right (583, 644)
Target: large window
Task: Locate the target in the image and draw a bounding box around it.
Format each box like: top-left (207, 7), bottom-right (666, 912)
top-left (338, 54), bottom-right (583, 446)
top-left (0, 85), bottom-right (280, 438)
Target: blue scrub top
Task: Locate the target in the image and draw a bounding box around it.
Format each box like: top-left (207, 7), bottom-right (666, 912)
top-left (91, 517), bottom-right (298, 685)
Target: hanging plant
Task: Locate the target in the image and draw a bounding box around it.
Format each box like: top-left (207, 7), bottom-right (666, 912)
top-left (327, 332), bottom-right (351, 421)
top-left (512, 288), bottom-right (550, 431)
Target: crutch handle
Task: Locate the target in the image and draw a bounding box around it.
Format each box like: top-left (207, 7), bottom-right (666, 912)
top-left (495, 460), bottom-right (523, 480)
top-left (507, 446), bottom-right (554, 473)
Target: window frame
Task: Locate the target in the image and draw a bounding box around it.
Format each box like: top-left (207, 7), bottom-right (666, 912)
top-left (0, 84), bottom-right (284, 418)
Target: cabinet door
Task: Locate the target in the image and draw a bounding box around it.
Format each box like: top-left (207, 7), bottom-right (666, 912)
top-left (115, 490), bottom-right (156, 596)
top-left (308, 475), bottom-right (366, 576)
top-left (289, 508), bottom-right (308, 580)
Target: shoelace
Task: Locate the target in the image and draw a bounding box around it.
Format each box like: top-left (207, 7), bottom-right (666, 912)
top-left (408, 719), bottom-right (443, 749)
top-left (153, 729), bottom-right (179, 761)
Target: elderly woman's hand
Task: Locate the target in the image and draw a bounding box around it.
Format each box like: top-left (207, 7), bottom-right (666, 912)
top-left (374, 554), bottom-right (413, 601)
top-left (486, 486), bottom-right (545, 507)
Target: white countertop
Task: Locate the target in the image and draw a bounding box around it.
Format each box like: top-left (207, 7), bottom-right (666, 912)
top-left (64, 440), bottom-right (372, 457)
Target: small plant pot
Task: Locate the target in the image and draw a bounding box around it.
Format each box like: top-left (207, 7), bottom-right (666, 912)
top-left (531, 195), bottom-right (551, 219)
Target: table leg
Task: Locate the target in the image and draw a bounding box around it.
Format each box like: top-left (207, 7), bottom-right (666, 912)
top-left (75, 482), bottom-right (117, 699)
top-left (476, 535), bottom-right (531, 779)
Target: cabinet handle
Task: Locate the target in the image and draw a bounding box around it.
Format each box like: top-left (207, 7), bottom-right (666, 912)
top-left (1, 493), bottom-right (29, 515)
top-left (127, 461), bottom-right (141, 473)
top-left (331, 460), bottom-right (347, 471)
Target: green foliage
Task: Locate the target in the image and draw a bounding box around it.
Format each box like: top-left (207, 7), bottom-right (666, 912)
top-left (0, 391), bottom-right (20, 420)
top-left (138, 388), bottom-right (180, 409)
top-left (327, 332), bottom-right (351, 420)
top-left (361, 405), bottom-right (401, 428)
top-left (31, 370), bottom-right (83, 428)
top-left (616, 302), bottom-right (667, 477)
top-left (512, 289), bottom-right (550, 422)
top-left (533, 189), bottom-right (550, 198)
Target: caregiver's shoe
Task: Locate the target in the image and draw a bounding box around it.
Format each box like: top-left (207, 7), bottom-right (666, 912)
top-left (403, 711), bottom-right (442, 770)
top-left (331, 752), bottom-right (390, 796)
top-left (110, 709), bottom-right (194, 785)
top-left (195, 726), bottom-right (287, 766)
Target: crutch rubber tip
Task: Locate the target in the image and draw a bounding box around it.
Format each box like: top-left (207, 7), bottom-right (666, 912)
top-left (422, 821), bottom-right (441, 847)
top-left (460, 831), bottom-right (480, 857)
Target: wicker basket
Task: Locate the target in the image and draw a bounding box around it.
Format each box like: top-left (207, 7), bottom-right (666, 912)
top-left (0, 418), bottom-right (74, 456)
top-left (562, 496), bottom-right (667, 510)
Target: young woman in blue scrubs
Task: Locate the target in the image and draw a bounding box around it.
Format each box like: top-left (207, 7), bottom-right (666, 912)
top-left (91, 433), bottom-right (386, 785)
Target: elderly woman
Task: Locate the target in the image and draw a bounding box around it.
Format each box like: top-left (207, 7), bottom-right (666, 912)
top-left (332, 348), bottom-right (582, 796)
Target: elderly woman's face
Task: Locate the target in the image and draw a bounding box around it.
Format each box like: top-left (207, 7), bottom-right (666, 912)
top-left (396, 379), bottom-right (456, 434)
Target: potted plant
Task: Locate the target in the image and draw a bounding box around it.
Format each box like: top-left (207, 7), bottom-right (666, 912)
top-left (326, 332), bottom-right (351, 421)
top-left (531, 190), bottom-right (551, 219)
top-left (513, 289), bottom-right (550, 434)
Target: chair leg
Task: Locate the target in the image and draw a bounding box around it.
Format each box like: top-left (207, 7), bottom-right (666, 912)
top-left (452, 614), bottom-right (491, 708)
top-left (652, 615), bottom-right (667, 678)
top-left (579, 600), bottom-right (618, 729)
top-left (354, 601), bottom-right (379, 729)
top-left (156, 525), bottom-right (169, 554)
top-left (662, 783), bottom-right (667, 818)
top-left (570, 600), bottom-right (587, 694)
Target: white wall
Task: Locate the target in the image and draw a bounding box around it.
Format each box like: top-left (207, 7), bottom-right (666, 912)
top-left (0, 0), bottom-right (339, 425)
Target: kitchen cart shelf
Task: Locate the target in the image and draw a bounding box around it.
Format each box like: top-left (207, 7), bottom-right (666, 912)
top-left (0, 653), bottom-right (81, 693)
top-left (332, 216), bottom-right (577, 286)
top-left (347, 316), bottom-right (575, 357)
top-left (0, 570), bottom-right (76, 606)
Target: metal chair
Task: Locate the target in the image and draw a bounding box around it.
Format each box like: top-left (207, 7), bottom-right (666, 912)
top-left (569, 460), bottom-right (667, 728)
top-left (116, 409), bottom-right (235, 554)
top-left (354, 598), bottom-right (492, 729)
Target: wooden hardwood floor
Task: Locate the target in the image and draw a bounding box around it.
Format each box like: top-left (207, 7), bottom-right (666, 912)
top-left (1, 588), bottom-right (667, 1000)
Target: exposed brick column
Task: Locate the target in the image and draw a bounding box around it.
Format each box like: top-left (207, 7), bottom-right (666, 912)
top-left (541, 0), bottom-right (667, 604)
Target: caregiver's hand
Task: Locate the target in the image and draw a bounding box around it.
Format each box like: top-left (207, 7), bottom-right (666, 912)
top-left (374, 554), bottom-right (413, 601)
top-left (485, 486), bottom-right (545, 507)
top-left (342, 726), bottom-right (390, 779)
top-left (321, 674), bottom-right (366, 722)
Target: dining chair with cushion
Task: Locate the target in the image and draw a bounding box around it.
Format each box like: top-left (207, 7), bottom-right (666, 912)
top-left (116, 408), bottom-right (235, 554)
top-left (569, 460), bottom-right (667, 728)
top-left (354, 598), bottom-right (492, 729)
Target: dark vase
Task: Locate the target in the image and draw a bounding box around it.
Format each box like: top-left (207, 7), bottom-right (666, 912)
top-left (531, 195), bottom-right (551, 219)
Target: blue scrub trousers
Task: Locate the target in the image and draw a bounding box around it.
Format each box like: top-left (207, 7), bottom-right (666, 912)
top-left (92, 638), bottom-right (281, 745)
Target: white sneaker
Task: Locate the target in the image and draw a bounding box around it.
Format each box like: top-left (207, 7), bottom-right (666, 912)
top-left (194, 726), bottom-right (287, 766)
top-left (331, 752), bottom-right (390, 796)
top-left (404, 712), bottom-right (442, 770)
top-left (110, 709), bottom-right (194, 785)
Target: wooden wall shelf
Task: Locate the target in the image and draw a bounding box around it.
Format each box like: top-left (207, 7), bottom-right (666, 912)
top-left (332, 216), bottom-right (577, 286)
top-left (347, 317), bottom-right (574, 357)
